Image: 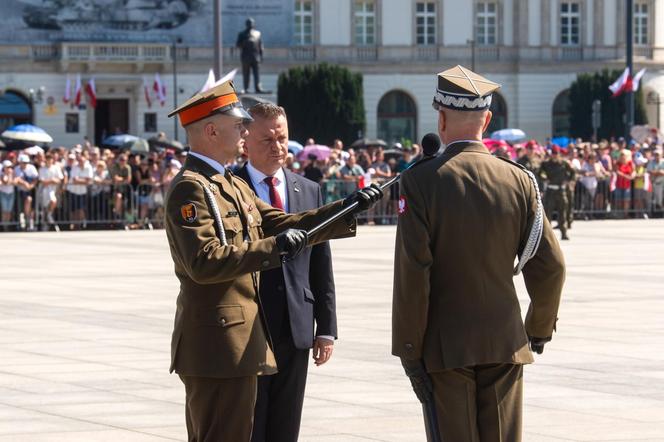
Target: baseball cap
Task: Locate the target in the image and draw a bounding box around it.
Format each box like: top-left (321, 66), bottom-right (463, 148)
top-left (18, 154), bottom-right (30, 163)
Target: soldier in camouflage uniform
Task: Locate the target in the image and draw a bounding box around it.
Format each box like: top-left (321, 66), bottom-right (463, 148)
top-left (539, 146), bottom-right (576, 240)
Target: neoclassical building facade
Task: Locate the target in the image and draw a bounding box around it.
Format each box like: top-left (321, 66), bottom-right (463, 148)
top-left (1, 0), bottom-right (663, 146)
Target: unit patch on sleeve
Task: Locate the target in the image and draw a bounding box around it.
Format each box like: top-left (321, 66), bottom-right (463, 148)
top-left (181, 202), bottom-right (198, 223)
top-left (398, 196), bottom-right (408, 215)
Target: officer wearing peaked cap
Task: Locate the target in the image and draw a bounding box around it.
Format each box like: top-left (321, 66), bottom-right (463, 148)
top-left (392, 65), bottom-right (565, 442)
top-left (164, 80), bottom-right (383, 441)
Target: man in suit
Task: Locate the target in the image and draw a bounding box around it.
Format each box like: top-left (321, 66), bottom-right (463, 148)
top-left (165, 80), bottom-right (383, 441)
top-left (392, 66), bottom-right (565, 442)
top-left (236, 103), bottom-right (336, 442)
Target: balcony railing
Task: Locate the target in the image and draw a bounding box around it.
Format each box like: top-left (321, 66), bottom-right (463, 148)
top-left (60, 43), bottom-right (172, 62)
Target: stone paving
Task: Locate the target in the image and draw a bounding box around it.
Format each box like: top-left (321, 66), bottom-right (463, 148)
top-left (1, 220), bottom-right (663, 441)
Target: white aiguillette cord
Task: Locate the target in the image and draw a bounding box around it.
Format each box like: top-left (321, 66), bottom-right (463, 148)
top-left (196, 177), bottom-right (228, 247)
top-left (514, 168), bottom-right (544, 275)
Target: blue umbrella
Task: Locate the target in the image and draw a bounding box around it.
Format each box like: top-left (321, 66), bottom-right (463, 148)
top-left (490, 128), bottom-right (527, 143)
top-left (102, 134), bottom-right (149, 153)
top-left (1, 124), bottom-right (53, 144)
top-left (288, 140), bottom-right (304, 155)
top-left (550, 136), bottom-right (570, 147)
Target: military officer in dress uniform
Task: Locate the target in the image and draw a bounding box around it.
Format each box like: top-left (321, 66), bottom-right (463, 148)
top-left (165, 80), bottom-right (383, 442)
top-left (392, 65), bottom-right (566, 442)
top-left (539, 146), bottom-right (576, 240)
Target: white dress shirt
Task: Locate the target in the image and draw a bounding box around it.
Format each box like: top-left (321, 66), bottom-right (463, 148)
top-left (188, 151), bottom-right (226, 176)
top-left (245, 162), bottom-right (289, 212)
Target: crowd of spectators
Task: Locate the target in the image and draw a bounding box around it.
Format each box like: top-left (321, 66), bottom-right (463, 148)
top-left (1, 132), bottom-right (662, 231)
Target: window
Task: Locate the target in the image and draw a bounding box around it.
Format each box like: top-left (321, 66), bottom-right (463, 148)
top-left (65, 113), bottom-right (79, 133)
top-left (0, 90), bottom-right (32, 134)
top-left (144, 113), bottom-right (157, 133)
top-left (552, 90), bottom-right (571, 137)
top-left (377, 91), bottom-right (417, 144)
top-left (634, 2), bottom-right (648, 46)
top-left (560, 2), bottom-right (580, 46)
top-left (485, 93), bottom-right (507, 135)
top-left (476, 2), bottom-right (497, 45)
top-left (415, 2), bottom-right (436, 46)
top-left (294, 0), bottom-right (314, 45)
top-left (354, 1), bottom-right (376, 45)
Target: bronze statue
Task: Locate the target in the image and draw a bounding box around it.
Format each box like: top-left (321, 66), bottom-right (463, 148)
top-left (236, 18), bottom-right (264, 94)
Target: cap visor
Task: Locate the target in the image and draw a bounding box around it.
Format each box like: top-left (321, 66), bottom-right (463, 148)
top-left (225, 106), bottom-right (254, 122)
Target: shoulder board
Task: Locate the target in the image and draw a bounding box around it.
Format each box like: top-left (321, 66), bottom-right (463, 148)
top-left (497, 156), bottom-right (529, 173)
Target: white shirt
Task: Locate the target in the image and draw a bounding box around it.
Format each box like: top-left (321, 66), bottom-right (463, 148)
top-left (245, 162), bottom-right (289, 212)
top-left (67, 162), bottom-right (93, 195)
top-left (39, 164), bottom-right (64, 194)
top-left (188, 151), bottom-right (226, 176)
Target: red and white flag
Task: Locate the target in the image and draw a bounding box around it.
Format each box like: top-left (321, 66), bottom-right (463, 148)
top-left (73, 74), bottom-right (82, 106)
top-left (85, 77), bottom-right (97, 108)
top-left (153, 73), bottom-right (166, 106)
top-left (609, 68), bottom-right (631, 98)
top-left (143, 77), bottom-right (152, 108)
top-left (200, 69), bottom-right (216, 93)
top-left (63, 75), bottom-right (71, 104)
top-left (632, 68), bottom-right (646, 92)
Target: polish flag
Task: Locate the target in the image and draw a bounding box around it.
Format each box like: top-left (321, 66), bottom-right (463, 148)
top-left (609, 68), bottom-right (631, 98)
top-left (143, 77), bottom-right (152, 108)
top-left (200, 69), bottom-right (216, 93)
top-left (632, 68), bottom-right (647, 92)
top-left (153, 73), bottom-right (166, 106)
top-left (63, 75), bottom-right (71, 104)
top-left (73, 74), bottom-right (82, 107)
top-left (85, 77), bottom-right (97, 108)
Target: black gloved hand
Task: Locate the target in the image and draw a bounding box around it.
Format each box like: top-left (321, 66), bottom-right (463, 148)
top-left (400, 358), bottom-right (433, 404)
top-left (528, 335), bottom-right (552, 354)
top-left (275, 229), bottom-right (308, 261)
top-left (343, 184), bottom-right (384, 213)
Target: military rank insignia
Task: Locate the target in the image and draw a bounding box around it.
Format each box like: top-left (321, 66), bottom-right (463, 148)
top-left (181, 202), bottom-right (197, 223)
top-left (398, 196), bottom-right (408, 215)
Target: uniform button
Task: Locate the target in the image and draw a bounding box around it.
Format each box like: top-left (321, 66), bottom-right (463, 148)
top-left (277, 285), bottom-right (284, 292)
top-left (405, 343), bottom-right (414, 351)
top-left (219, 318), bottom-right (227, 326)
top-left (262, 260), bottom-right (270, 267)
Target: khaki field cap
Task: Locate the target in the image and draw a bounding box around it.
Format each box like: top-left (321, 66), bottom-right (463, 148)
top-left (168, 80), bottom-right (253, 127)
top-left (432, 65), bottom-right (501, 112)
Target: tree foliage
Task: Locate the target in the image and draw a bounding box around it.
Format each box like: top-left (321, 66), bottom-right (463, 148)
top-left (277, 63), bottom-right (365, 146)
top-left (568, 69), bottom-right (647, 140)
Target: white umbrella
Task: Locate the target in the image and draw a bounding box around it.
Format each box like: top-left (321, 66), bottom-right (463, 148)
top-left (490, 128), bottom-right (527, 143)
top-left (24, 145), bottom-right (45, 155)
top-left (1, 124), bottom-right (53, 144)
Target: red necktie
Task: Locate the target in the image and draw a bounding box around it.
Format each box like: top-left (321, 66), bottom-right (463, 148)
top-left (264, 176), bottom-right (284, 210)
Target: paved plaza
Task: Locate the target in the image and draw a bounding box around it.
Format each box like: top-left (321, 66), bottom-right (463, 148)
top-left (1, 220), bottom-right (663, 441)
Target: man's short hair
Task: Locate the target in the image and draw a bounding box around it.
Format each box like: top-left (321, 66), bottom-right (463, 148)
top-left (247, 103), bottom-right (286, 121)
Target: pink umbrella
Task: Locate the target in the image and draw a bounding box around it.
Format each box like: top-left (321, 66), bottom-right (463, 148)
top-left (482, 138), bottom-right (517, 159)
top-left (296, 144), bottom-right (331, 161)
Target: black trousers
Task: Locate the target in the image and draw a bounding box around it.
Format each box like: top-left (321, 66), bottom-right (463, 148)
top-left (251, 337), bottom-right (309, 442)
top-left (242, 60), bottom-right (260, 92)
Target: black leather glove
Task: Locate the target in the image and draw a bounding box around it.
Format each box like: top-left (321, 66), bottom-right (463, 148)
top-left (343, 184), bottom-right (384, 213)
top-left (400, 358), bottom-right (434, 404)
top-left (275, 229), bottom-right (308, 261)
top-left (529, 335), bottom-right (552, 354)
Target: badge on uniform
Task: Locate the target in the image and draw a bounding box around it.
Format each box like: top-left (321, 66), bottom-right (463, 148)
top-left (398, 196), bottom-right (408, 215)
top-left (181, 202), bottom-right (198, 223)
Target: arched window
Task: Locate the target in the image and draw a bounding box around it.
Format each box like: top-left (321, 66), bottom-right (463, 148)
top-left (552, 90), bottom-right (571, 137)
top-left (485, 92), bottom-right (507, 134)
top-left (377, 90), bottom-right (416, 144)
top-left (0, 91), bottom-right (32, 133)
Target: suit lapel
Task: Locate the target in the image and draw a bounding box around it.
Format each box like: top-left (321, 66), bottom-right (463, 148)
top-left (284, 168), bottom-right (300, 214)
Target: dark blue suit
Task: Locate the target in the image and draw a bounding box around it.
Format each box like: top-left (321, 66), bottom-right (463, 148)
top-left (236, 165), bottom-right (337, 442)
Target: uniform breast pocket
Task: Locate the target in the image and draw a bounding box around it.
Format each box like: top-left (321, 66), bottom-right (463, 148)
top-left (220, 216), bottom-right (242, 241)
top-left (194, 304), bottom-right (246, 328)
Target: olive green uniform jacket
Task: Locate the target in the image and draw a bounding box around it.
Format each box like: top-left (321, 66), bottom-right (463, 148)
top-left (165, 155), bottom-right (356, 378)
top-left (392, 141), bottom-right (565, 371)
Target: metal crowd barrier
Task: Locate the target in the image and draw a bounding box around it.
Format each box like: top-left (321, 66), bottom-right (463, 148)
top-left (0, 178), bottom-right (662, 232)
